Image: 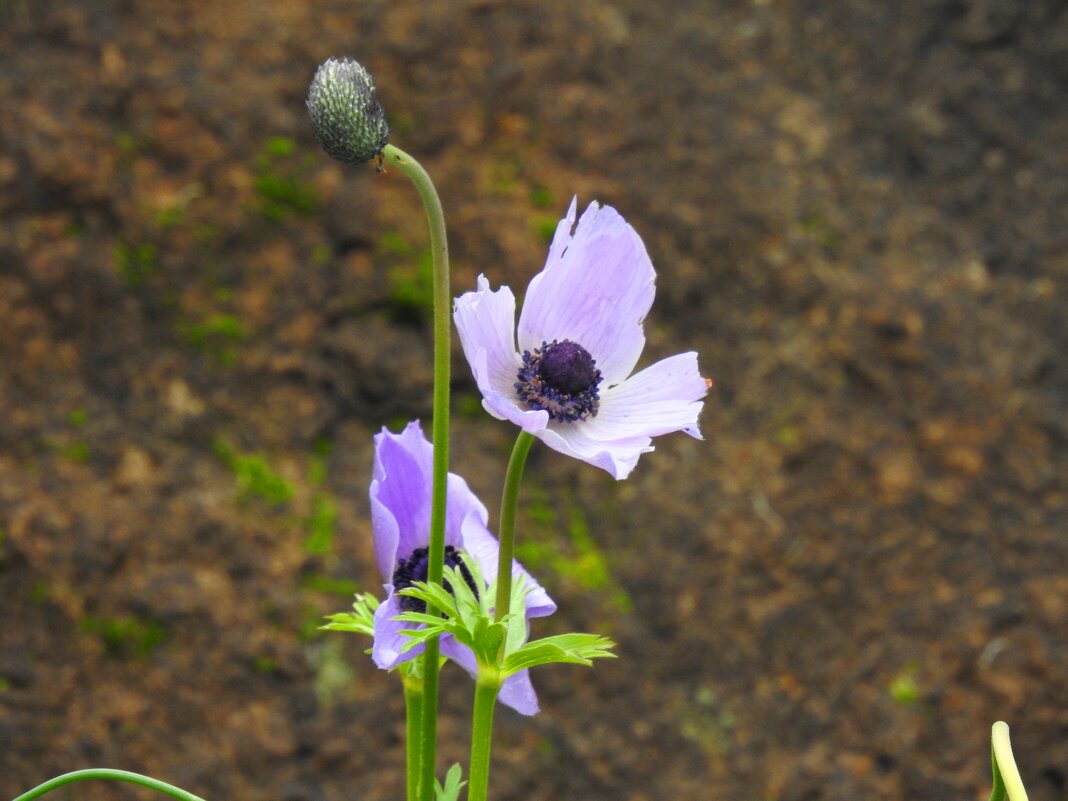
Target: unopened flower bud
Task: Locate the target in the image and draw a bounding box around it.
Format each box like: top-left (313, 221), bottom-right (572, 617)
top-left (307, 57), bottom-right (390, 165)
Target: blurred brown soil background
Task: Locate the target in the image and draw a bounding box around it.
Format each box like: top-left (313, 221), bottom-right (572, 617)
top-left (1, 2), bottom-right (1066, 800)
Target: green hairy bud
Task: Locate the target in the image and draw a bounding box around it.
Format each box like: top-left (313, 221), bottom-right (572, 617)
top-left (307, 57), bottom-right (390, 165)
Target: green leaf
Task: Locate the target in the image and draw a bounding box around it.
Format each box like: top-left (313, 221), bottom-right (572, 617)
top-left (990, 721), bottom-right (1029, 801)
top-left (503, 575), bottom-right (533, 654)
top-left (398, 581), bottom-right (460, 618)
top-left (392, 561), bottom-right (504, 661)
top-left (393, 597), bottom-right (474, 651)
top-left (468, 616), bottom-right (507, 666)
top-left (502, 633), bottom-right (616, 677)
top-left (435, 763), bottom-right (466, 801)
top-left (455, 556), bottom-right (489, 607)
top-left (320, 593), bottom-right (379, 636)
top-left (448, 563), bottom-right (483, 617)
top-left (397, 626), bottom-right (450, 652)
top-left (393, 611), bottom-right (449, 628)
top-left (389, 557), bottom-right (548, 670)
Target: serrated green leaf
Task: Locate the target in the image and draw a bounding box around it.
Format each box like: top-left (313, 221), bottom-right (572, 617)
top-left (502, 633), bottom-right (616, 677)
top-left (388, 553), bottom-right (554, 671)
top-left (469, 616), bottom-right (507, 665)
top-left (393, 611), bottom-right (448, 628)
top-left (454, 557), bottom-right (489, 611)
top-left (320, 592), bottom-right (379, 636)
top-left (435, 763), bottom-right (466, 801)
top-left (398, 625), bottom-right (452, 652)
top-left (398, 581), bottom-right (459, 618)
top-left (503, 575), bottom-right (533, 654)
top-left (356, 593), bottom-right (381, 612)
top-left (395, 608), bottom-right (478, 652)
top-left (448, 564), bottom-right (481, 615)
top-left (320, 614), bottom-right (367, 634)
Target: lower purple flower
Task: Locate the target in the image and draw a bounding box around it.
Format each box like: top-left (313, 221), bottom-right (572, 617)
top-left (370, 421), bottom-right (556, 715)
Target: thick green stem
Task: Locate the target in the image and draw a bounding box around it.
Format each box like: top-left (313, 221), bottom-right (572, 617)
top-left (990, 721), bottom-right (1029, 801)
top-left (381, 143), bottom-right (450, 801)
top-left (494, 431), bottom-right (536, 623)
top-left (465, 677), bottom-right (502, 801)
top-left (403, 675), bottom-right (425, 801)
top-left (12, 769), bottom-right (206, 801)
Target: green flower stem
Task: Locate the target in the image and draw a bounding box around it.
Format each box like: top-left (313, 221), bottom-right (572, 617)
top-left (494, 431), bottom-right (536, 623)
top-left (403, 674), bottom-right (425, 801)
top-left (467, 430), bottom-right (535, 801)
top-left (381, 143), bottom-right (450, 801)
top-left (12, 769), bottom-right (206, 801)
top-left (990, 721), bottom-right (1029, 801)
top-left (465, 676), bottom-right (502, 801)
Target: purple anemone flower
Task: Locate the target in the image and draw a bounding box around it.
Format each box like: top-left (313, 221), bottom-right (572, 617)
top-left (454, 199), bottom-right (710, 479)
top-left (370, 421), bottom-right (556, 715)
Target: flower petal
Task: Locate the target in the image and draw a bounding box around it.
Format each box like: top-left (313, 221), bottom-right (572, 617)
top-left (532, 352), bottom-right (708, 478)
top-left (459, 512), bottom-right (556, 619)
top-left (369, 490), bottom-right (401, 584)
top-left (517, 201), bottom-right (655, 384)
top-left (445, 473), bottom-right (489, 548)
top-left (543, 195), bottom-right (579, 264)
top-left (454, 276), bottom-right (555, 431)
top-left (469, 348), bottom-right (552, 434)
top-left (535, 426), bottom-right (653, 480)
top-left (373, 421), bottom-right (499, 569)
top-left (454, 275), bottom-right (522, 400)
top-left (498, 669), bottom-right (540, 716)
top-left (438, 635), bottom-right (478, 677)
top-left (371, 423), bottom-right (433, 574)
top-left (585, 351), bottom-right (708, 440)
top-left (371, 592), bottom-right (421, 669)
top-left (438, 638), bottom-right (540, 716)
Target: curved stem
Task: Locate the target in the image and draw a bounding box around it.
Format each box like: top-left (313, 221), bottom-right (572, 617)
top-left (494, 431), bottom-right (536, 623)
top-left (990, 721), bottom-right (1029, 801)
top-left (465, 677), bottom-right (501, 801)
top-left (381, 143), bottom-right (450, 801)
top-left (12, 769), bottom-right (206, 801)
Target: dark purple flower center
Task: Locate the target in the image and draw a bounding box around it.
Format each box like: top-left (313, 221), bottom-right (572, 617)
top-left (516, 339), bottom-right (602, 422)
top-left (392, 545), bottom-right (478, 613)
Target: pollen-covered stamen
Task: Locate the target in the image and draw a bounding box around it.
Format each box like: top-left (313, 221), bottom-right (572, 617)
top-left (392, 545), bottom-right (479, 613)
top-left (515, 339), bottom-right (602, 422)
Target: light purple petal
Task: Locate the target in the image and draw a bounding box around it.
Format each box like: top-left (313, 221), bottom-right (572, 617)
top-left (532, 352), bottom-right (708, 478)
top-left (445, 472), bottom-right (488, 548)
top-left (535, 426), bottom-right (653, 480)
top-left (454, 276), bottom-right (522, 399)
top-left (543, 196), bottom-right (579, 264)
top-left (375, 422), bottom-right (494, 556)
top-left (517, 201), bottom-right (655, 384)
top-left (478, 375), bottom-right (550, 434)
top-left (372, 592), bottom-right (422, 669)
top-left (439, 639), bottom-right (540, 716)
top-left (371, 423), bottom-right (433, 570)
top-left (497, 669), bottom-right (540, 716)
top-left (460, 513), bottom-right (556, 619)
top-left (438, 635), bottom-right (479, 678)
top-left (454, 277), bottom-right (551, 432)
top-left (584, 351), bottom-right (708, 440)
top-left (369, 491), bottom-right (401, 583)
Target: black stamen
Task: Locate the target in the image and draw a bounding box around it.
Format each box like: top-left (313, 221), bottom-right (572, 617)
top-left (515, 339), bottom-right (602, 422)
top-left (392, 545), bottom-right (479, 613)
